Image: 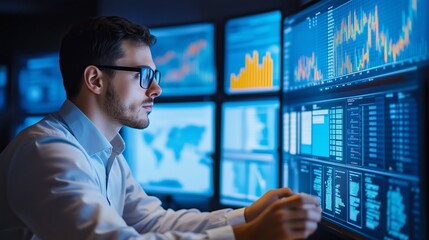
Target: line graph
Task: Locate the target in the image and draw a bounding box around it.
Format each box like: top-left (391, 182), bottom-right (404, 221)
top-left (150, 23), bottom-right (216, 96)
top-left (294, 52), bottom-right (324, 82)
top-left (283, 0), bottom-right (428, 91)
top-left (333, 0), bottom-right (421, 76)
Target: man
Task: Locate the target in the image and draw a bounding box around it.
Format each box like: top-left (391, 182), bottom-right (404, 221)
top-left (0, 16), bottom-right (321, 239)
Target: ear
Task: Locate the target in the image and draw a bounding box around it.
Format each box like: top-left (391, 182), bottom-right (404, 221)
top-left (83, 65), bottom-right (105, 95)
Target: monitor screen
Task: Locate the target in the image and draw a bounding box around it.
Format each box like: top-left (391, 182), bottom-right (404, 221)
top-left (283, 60), bottom-right (425, 239)
top-left (220, 99), bottom-right (279, 206)
top-left (282, 0), bottom-right (428, 238)
top-left (0, 65), bottom-right (7, 110)
top-left (224, 11), bottom-right (281, 94)
top-left (18, 53), bottom-right (66, 114)
top-left (283, 0), bottom-right (429, 92)
top-left (122, 101), bottom-right (215, 196)
top-left (150, 23), bottom-right (216, 96)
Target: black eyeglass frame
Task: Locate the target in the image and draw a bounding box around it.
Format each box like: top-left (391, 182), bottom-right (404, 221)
top-left (95, 65), bottom-right (161, 89)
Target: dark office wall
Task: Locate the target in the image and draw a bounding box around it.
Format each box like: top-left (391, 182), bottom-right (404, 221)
top-left (0, 1), bottom-right (97, 151)
top-left (98, 0), bottom-right (301, 27)
top-left (0, 0), bottom-right (97, 60)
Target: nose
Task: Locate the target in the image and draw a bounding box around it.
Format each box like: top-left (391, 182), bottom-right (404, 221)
top-left (146, 79), bottom-right (162, 98)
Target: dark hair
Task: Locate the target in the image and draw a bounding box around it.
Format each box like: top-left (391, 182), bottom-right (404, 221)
top-left (59, 16), bottom-right (156, 99)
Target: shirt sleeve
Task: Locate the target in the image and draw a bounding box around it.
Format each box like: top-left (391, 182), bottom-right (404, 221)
top-left (120, 155), bottom-right (246, 238)
top-left (7, 136), bottom-right (246, 240)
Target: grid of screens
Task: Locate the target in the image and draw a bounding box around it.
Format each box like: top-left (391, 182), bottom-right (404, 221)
top-left (150, 23), bottom-right (216, 96)
top-left (220, 99), bottom-right (279, 206)
top-left (122, 102), bottom-right (215, 196)
top-left (224, 11), bottom-right (281, 94)
top-left (283, 0), bottom-right (429, 92)
top-left (18, 53), bottom-right (66, 114)
top-left (282, 0), bottom-right (427, 238)
top-left (0, 65), bottom-right (7, 110)
top-left (3, 3), bottom-right (426, 239)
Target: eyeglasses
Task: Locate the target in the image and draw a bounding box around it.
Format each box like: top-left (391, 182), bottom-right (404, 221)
top-left (95, 65), bottom-right (161, 89)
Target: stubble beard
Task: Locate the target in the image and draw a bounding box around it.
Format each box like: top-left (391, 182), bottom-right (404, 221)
top-left (105, 83), bottom-right (151, 129)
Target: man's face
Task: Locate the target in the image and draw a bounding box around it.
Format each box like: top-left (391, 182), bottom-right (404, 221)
top-left (103, 40), bottom-right (162, 129)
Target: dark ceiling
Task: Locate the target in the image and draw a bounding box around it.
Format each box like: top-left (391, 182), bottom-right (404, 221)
top-left (0, 0), bottom-right (97, 60)
top-left (0, 0), bottom-right (96, 15)
top-left (0, 0), bottom-right (309, 60)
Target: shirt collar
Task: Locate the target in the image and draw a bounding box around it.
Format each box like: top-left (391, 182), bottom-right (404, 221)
top-left (57, 100), bottom-right (125, 156)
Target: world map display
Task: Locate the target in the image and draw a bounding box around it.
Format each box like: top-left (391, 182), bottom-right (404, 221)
top-left (122, 102), bottom-right (215, 196)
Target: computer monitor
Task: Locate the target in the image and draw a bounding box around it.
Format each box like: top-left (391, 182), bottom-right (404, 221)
top-left (122, 101), bottom-right (215, 196)
top-left (224, 11), bottom-right (281, 94)
top-left (282, 0), bottom-right (428, 239)
top-left (150, 23), bottom-right (216, 97)
top-left (220, 99), bottom-right (279, 206)
top-left (283, 71), bottom-right (425, 239)
top-left (17, 53), bottom-right (66, 114)
top-left (283, 0), bottom-right (429, 92)
top-left (0, 65), bottom-right (7, 111)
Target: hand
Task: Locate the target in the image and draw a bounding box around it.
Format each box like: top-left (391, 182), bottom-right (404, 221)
top-left (234, 193), bottom-right (322, 240)
top-left (244, 188), bottom-right (294, 222)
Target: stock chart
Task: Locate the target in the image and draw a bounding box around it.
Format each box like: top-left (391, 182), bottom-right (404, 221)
top-left (225, 11), bottom-right (281, 94)
top-left (151, 23), bottom-right (216, 96)
top-left (283, 0), bottom-right (429, 91)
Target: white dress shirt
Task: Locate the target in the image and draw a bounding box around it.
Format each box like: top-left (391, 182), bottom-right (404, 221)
top-left (0, 100), bottom-right (245, 240)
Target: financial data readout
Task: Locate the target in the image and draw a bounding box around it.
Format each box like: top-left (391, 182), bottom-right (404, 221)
top-left (225, 11), bottom-right (281, 94)
top-left (282, 0), bottom-right (427, 239)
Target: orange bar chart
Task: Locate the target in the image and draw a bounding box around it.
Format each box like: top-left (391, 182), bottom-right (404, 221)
top-left (230, 50), bottom-right (274, 90)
